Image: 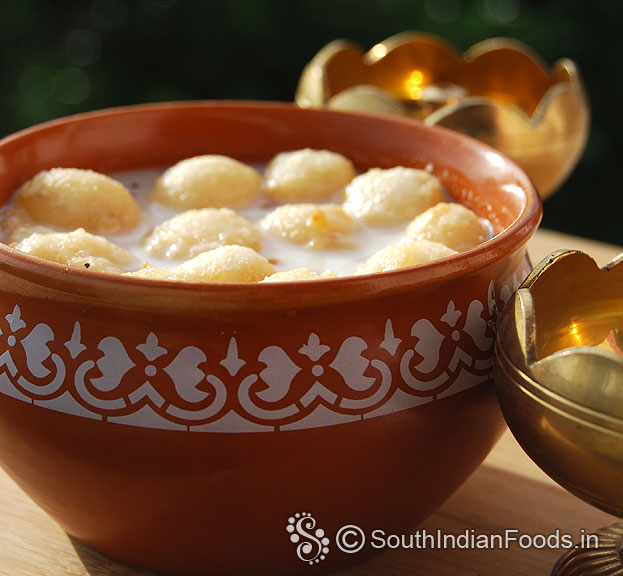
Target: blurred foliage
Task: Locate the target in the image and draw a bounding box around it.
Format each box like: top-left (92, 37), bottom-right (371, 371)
top-left (0, 0), bottom-right (620, 245)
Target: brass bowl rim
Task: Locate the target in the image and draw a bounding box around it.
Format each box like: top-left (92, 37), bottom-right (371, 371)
top-left (300, 32), bottom-right (587, 122)
top-left (495, 336), bottom-right (623, 436)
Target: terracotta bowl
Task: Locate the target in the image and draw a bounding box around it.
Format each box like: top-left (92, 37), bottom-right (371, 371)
top-left (0, 102), bottom-right (540, 576)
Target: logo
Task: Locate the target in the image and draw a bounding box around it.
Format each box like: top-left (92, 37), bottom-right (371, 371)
top-left (286, 512), bottom-right (330, 565)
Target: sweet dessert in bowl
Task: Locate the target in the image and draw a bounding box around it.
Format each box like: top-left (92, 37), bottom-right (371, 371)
top-left (0, 102), bottom-right (540, 575)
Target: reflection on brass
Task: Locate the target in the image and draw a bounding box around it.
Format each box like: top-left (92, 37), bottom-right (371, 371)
top-left (296, 33), bottom-right (590, 199)
top-left (494, 250), bottom-right (623, 575)
top-left (551, 523), bottom-right (623, 576)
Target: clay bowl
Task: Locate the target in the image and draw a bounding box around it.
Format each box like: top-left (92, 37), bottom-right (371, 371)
top-left (0, 102), bottom-right (541, 576)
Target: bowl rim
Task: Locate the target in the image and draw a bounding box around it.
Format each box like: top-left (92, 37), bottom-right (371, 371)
top-left (0, 100), bottom-right (542, 306)
top-left (495, 334), bottom-right (623, 435)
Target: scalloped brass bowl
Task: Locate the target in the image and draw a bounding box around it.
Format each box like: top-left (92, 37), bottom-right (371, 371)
top-left (494, 250), bottom-right (623, 517)
top-left (296, 33), bottom-right (590, 199)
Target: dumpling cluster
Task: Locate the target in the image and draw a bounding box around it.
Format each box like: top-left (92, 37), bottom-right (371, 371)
top-left (1, 149), bottom-right (492, 283)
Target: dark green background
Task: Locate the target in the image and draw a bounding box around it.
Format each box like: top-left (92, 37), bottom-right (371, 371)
top-left (0, 0), bottom-right (620, 245)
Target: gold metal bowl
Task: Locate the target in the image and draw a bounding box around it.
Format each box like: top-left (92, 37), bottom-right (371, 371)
top-left (495, 249), bottom-right (623, 574)
top-left (296, 33), bottom-right (590, 199)
top-left (494, 249), bottom-right (623, 517)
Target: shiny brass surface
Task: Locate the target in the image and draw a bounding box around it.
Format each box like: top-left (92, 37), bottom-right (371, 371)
top-left (295, 33), bottom-right (590, 198)
top-left (494, 250), bottom-right (623, 518)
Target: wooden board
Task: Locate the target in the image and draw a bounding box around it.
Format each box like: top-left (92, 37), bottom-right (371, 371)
top-left (0, 229), bottom-right (620, 576)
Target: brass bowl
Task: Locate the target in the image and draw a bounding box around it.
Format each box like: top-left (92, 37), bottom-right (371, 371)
top-left (296, 32), bottom-right (590, 199)
top-left (494, 250), bottom-right (623, 517)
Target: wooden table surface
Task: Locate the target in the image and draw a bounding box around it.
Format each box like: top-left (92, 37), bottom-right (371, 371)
top-left (0, 229), bottom-right (620, 576)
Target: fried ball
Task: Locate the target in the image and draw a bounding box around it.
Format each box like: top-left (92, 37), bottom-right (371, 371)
top-left (128, 245), bottom-right (274, 283)
top-left (343, 167), bottom-right (445, 226)
top-left (15, 168), bottom-right (141, 234)
top-left (152, 155), bottom-right (261, 210)
top-left (11, 228), bottom-right (133, 273)
top-left (357, 237), bottom-right (457, 274)
top-left (261, 268), bottom-right (337, 282)
top-left (144, 208), bottom-right (261, 259)
top-left (260, 203), bottom-right (359, 249)
top-left (263, 148), bottom-right (356, 202)
top-left (405, 202), bottom-right (491, 252)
